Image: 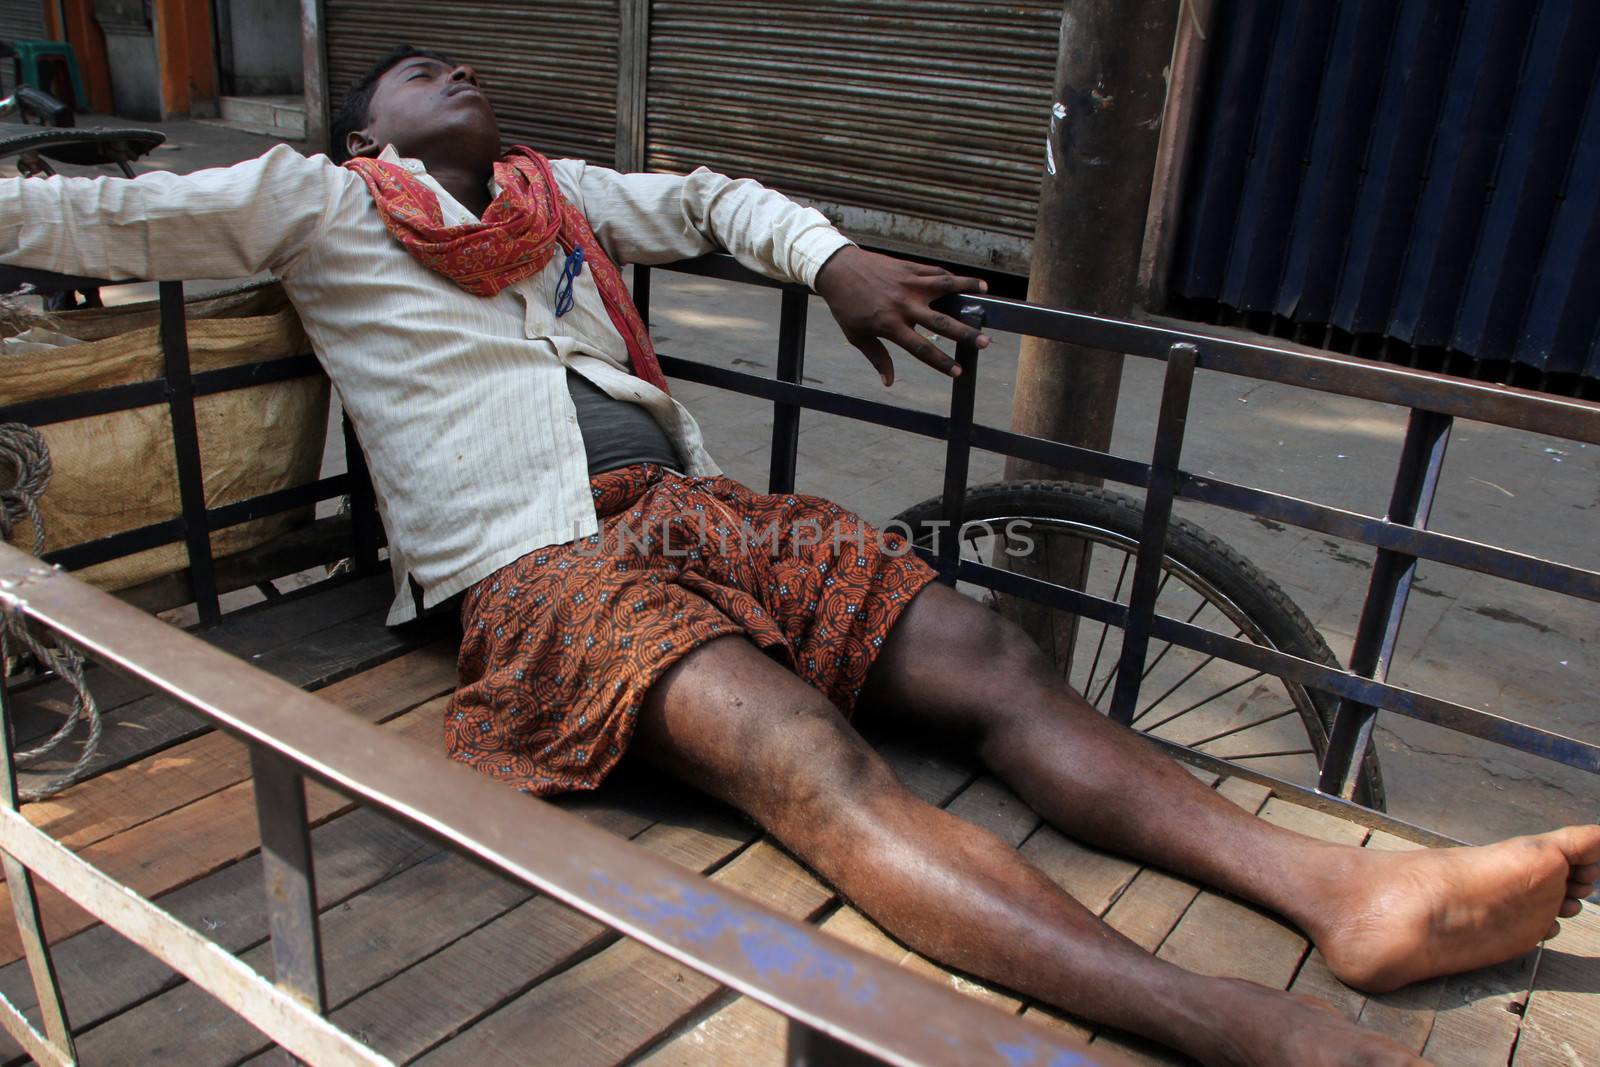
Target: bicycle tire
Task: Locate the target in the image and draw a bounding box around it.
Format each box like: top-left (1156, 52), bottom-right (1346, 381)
top-left (893, 480), bottom-right (1386, 810)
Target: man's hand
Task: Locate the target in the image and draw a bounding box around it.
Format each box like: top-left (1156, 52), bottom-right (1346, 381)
top-left (812, 247), bottom-right (991, 387)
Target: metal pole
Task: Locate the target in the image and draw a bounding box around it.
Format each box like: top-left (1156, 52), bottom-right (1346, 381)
top-left (1004, 0), bottom-right (1182, 483)
top-left (0, 639), bottom-right (75, 1061)
top-left (615, 0), bottom-right (650, 172)
top-left (300, 0), bottom-right (331, 152)
top-left (767, 288), bottom-right (809, 494)
top-left (1000, 0), bottom-right (1183, 674)
top-left (1109, 342), bottom-right (1198, 723)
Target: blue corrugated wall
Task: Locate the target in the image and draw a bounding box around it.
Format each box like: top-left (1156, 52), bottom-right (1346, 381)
top-left (1171, 0), bottom-right (1600, 390)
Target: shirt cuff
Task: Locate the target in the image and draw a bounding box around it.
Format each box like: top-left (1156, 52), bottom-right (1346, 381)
top-left (792, 226), bottom-right (856, 291)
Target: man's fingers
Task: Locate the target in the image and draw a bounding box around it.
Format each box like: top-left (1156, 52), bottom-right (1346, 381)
top-left (892, 327), bottom-right (960, 378)
top-left (853, 334), bottom-right (896, 387)
top-left (921, 270), bottom-right (988, 295)
top-left (914, 306), bottom-right (989, 348)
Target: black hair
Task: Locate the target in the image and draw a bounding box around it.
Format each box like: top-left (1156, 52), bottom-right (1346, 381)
top-left (329, 44), bottom-right (456, 164)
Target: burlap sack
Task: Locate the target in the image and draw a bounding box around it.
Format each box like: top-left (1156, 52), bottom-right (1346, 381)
top-left (1, 282), bottom-right (330, 592)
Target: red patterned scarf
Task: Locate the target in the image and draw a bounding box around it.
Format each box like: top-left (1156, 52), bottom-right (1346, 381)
top-left (344, 146), bottom-right (668, 393)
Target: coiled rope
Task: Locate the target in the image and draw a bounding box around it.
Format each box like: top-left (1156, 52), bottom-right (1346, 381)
top-left (0, 422), bottom-right (102, 801)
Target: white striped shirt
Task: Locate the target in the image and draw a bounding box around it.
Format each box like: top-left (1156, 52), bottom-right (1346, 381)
top-left (0, 144), bottom-right (853, 622)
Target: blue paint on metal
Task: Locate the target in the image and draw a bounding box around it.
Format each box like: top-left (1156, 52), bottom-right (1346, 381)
top-left (991, 1036), bottom-right (1093, 1067)
top-left (589, 870), bottom-right (879, 1007)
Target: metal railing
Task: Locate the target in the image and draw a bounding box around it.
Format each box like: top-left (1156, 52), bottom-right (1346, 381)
top-left (0, 541), bottom-right (1114, 1066)
top-left (638, 253), bottom-right (1600, 804)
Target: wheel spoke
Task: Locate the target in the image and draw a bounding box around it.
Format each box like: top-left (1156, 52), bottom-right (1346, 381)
top-left (1139, 597), bottom-right (1224, 682)
top-left (1083, 546), bottom-right (1129, 695)
top-left (1130, 654), bottom-right (1217, 725)
top-left (1136, 671), bottom-right (1267, 736)
top-left (1209, 748), bottom-right (1315, 761)
top-left (1188, 708), bottom-right (1299, 748)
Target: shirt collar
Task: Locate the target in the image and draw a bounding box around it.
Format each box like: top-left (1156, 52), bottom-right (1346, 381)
top-left (377, 144), bottom-right (426, 174)
top-left (376, 144), bottom-right (501, 202)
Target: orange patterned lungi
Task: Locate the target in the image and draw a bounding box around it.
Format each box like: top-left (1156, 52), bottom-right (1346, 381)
top-left (445, 464), bottom-right (938, 795)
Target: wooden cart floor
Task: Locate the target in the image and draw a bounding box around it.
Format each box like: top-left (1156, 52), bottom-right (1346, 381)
top-left (0, 575), bottom-right (1594, 1066)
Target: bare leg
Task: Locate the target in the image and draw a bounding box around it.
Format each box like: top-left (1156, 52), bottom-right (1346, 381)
top-left (637, 635), bottom-right (1425, 1066)
top-left (861, 583), bottom-right (1600, 992)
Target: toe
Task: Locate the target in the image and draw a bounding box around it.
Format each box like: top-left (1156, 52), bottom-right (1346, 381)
top-left (1544, 920), bottom-right (1561, 941)
top-left (1559, 898), bottom-right (1581, 918)
top-left (1554, 826), bottom-right (1600, 866)
top-left (1571, 861), bottom-right (1599, 883)
top-left (1570, 878), bottom-right (1596, 899)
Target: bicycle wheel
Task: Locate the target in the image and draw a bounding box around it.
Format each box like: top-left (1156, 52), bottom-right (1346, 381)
top-left (893, 481), bottom-right (1386, 809)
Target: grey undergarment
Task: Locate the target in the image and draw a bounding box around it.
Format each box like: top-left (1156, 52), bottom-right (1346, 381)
top-left (566, 369), bottom-right (681, 477)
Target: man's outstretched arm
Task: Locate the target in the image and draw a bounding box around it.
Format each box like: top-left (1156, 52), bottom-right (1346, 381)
top-left (556, 161), bottom-right (990, 386)
top-left (0, 144), bottom-right (339, 284)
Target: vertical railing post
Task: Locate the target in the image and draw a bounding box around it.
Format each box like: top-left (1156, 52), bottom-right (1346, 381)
top-left (0, 630), bottom-right (76, 1062)
top-left (767, 287), bottom-right (809, 494)
top-left (250, 747), bottom-right (327, 1015)
top-left (934, 307), bottom-right (986, 582)
top-left (160, 280), bottom-right (221, 626)
top-left (341, 413), bottom-right (382, 576)
top-left (1108, 342), bottom-right (1199, 724)
top-left (1318, 408), bottom-right (1453, 800)
top-left (632, 264), bottom-right (652, 325)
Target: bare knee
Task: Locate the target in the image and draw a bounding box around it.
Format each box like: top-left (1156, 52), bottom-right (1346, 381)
top-left (742, 699), bottom-right (908, 833)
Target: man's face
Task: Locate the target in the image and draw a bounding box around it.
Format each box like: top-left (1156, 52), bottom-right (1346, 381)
top-left (348, 56), bottom-right (502, 163)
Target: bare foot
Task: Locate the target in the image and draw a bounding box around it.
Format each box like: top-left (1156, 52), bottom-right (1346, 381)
top-left (1310, 824), bottom-right (1600, 993)
top-left (1194, 979), bottom-right (1426, 1067)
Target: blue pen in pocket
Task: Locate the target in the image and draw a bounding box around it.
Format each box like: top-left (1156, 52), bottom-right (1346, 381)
top-left (555, 245), bottom-right (585, 317)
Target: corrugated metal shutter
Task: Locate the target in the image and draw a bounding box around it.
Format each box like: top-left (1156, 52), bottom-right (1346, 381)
top-left (1170, 0), bottom-right (1600, 395)
top-left (323, 0), bottom-right (619, 167)
top-left (0, 0), bottom-right (45, 43)
top-left (0, 0), bottom-right (48, 96)
top-left (643, 0), bottom-right (1059, 273)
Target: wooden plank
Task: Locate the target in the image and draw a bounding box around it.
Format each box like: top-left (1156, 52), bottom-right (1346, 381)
top-left (634, 995), bottom-right (787, 1067)
top-left (19, 643), bottom-right (457, 853)
top-left (0, 698), bottom-right (450, 964)
top-left (418, 840), bottom-right (835, 1067)
top-left (290, 799), bottom-right (757, 1065)
top-left (1418, 949), bottom-right (1538, 1066)
top-left (69, 850), bottom-right (535, 1064)
top-left (0, 804), bottom-right (442, 1064)
top-left (944, 775), bottom-right (1042, 847)
top-left (8, 573), bottom-right (395, 749)
top-left (41, 790), bottom-right (664, 1067)
top-left (1510, 903), bottom-right (1600, 1066)
top-left (414, 746), bottom-right (971, 1067)
top-left (16, 600), bottom-right (442, 793)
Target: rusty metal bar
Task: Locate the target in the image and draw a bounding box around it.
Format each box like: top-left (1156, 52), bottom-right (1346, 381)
top-left (251, 746), bottom-right (327, 1013)
top-left (159, 280), bottom-right (221, 626)
top-left (0, 546), bottom-right (1114, 1067)
top-left (341, 414), bottom-right (382, 576)
top-left (1109, 342), bottom-right (1198, 724)
top-left (768, 288), bottom-right (809, 494)
top-left (1319, 409), bottom-right (1453, 799)
top-left (937, 294), bottom-right (1600, 445)
top-left (934, 308), bottom-right (985, 581)
top-left (0, 643), bottom-right (74, 1063)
